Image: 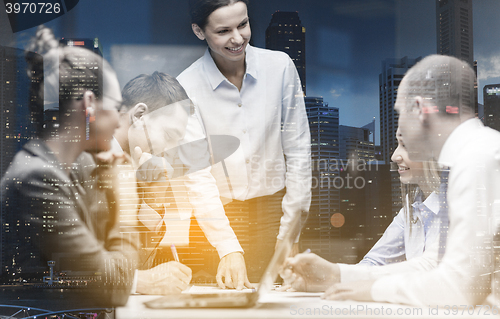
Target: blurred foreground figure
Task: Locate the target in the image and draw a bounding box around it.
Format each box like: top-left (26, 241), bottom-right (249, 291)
top-left (1, 26), bottom-right (135, 307)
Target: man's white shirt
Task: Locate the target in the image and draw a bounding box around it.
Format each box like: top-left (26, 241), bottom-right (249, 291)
top-left (371, 119), bottom-right (500, 306)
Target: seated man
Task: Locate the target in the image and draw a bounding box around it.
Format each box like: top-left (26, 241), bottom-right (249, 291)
top-left (74, 150), bottom-right (192, 296)
top-left (0, 27), bottom-right (190, 309)
top-left (112, 71), bottom-right (252, 290)
top-left (282, 54), bottom-right (500, 307)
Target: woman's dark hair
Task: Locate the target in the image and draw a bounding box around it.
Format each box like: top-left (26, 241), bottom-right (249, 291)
top-left (122, 71), bottom-right (189, 113)
top-left (189, 0), bottom-right (249, 30)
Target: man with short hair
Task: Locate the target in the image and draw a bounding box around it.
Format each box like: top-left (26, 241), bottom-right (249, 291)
top-left (113, 72), bottom-right (252, 290)
top-left (321, 55), bottom-right (500, 306)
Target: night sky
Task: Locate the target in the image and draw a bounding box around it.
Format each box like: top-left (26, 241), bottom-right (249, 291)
top-left (1, 0), bottom-right (500, 142)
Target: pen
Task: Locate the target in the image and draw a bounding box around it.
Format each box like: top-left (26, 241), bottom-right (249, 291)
top-left (171, 244), bottom-right (180, 262)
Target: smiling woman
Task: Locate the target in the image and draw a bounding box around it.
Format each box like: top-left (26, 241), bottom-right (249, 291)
top-left (357, 127), bottom-right (442, 265)
top-left (178, 0), bottom-right (311, 285)
top-left (190, 0), bottom-right (251, 89)
top-left (279, 126), bottom-right (446, 295)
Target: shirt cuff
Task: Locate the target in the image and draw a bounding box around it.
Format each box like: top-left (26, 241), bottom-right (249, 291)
top-left (130, 269), bottom-right (139, 294)
top-left (215, 238), bottom-right (244, 259)
top-left (338, 263), bottom-right (373, 283)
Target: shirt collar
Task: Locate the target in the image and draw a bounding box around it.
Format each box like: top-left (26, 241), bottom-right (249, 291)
top-left (422, 191), bottom-right (440, 215)
top-left (245, 45), bottom-right (258, 80)
top-left (411, 191), bottom-right (439, 215)
top-left (202, 44), bottom-right (258, 91)
top-left (438, 118), bottom-right (483, 168)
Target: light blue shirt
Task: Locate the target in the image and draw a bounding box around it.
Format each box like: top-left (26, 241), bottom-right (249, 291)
top-left (359, 191), bottom-right (441, 266)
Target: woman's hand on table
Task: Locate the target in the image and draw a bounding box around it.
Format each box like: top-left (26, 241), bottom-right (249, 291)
top-left (216, 252), bottom-right (253, 290)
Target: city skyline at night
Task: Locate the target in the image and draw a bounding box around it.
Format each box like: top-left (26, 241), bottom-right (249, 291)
top-left (2, 0), bottom-right (500, 141)
top-left (0, 1), bottom-right (500, 314)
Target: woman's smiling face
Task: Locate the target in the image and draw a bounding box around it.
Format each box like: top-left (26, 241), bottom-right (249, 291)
top-left (391, 128), bottom-right (425, 185)
top-left (196, 1), bottom-right (251, 66)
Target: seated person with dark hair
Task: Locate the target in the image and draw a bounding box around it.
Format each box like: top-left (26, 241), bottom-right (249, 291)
top-left (1, 27), bottom-right (136, 308)
top-left (112, 71), bottom-right (249, 289)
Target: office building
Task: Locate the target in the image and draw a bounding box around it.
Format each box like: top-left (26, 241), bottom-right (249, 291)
top-left (436, 0), bottom-right (477, 115)
top-left (339, 162), bottom-right (392, 260)
top-left (339, 124), bottom-right (375, 162)
top-left (436, 0), bottom-right (473, 67)
top-left (379, 56), bottom-right (421, 164)
top-left (1, 39), bottom-right (106, 282)
top-left (1, 46), bottom-right (43, 280)
top-left (337, 122), bottom-right (392, 260)
top-left (361, 163), bottom-right (392, 256)
top-left (474, 60), bottom-right (479, 116)
top-left (379, 56), bottom-right (421, 217)
top-left (36, 38), bottom-right (104, 138)
top-left (478, 102), bottom-right (484, 122)
top-left (0, 46), bottom-right (42, 178)
top-left (303, 97), bottom-right (340, 260)
top-left (59, 38), bottom-right (103, 105)
top-left (266, 11), bottom-right (306, 94)
top-left (374, 145), bottom-right (384, 161)
top-left (484, 84), bottom-right (500, 132)
top-left (60, 37), bottom-right (102, 56)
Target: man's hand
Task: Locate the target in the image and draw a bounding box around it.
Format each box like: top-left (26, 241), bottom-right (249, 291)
top-left (133, 146), bottom-right (174, 209)
top-left (279, 252), bottom-right (340, 292)
top-left (136, 261), bottom-right (192, 295)
top-left (322, 280), bottom-right (375, 301)
top-left (275, 239), bottom-right (299, 257)
top-left (93, 151), bottom-right (139, 229)
top-left (216, 252), bottom-right (253, 290)
top-left (134, 146), bottom-right (174, 182)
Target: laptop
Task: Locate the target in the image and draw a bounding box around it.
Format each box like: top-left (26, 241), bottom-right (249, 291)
top-left (144, 212), bottom-right (304, 308)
